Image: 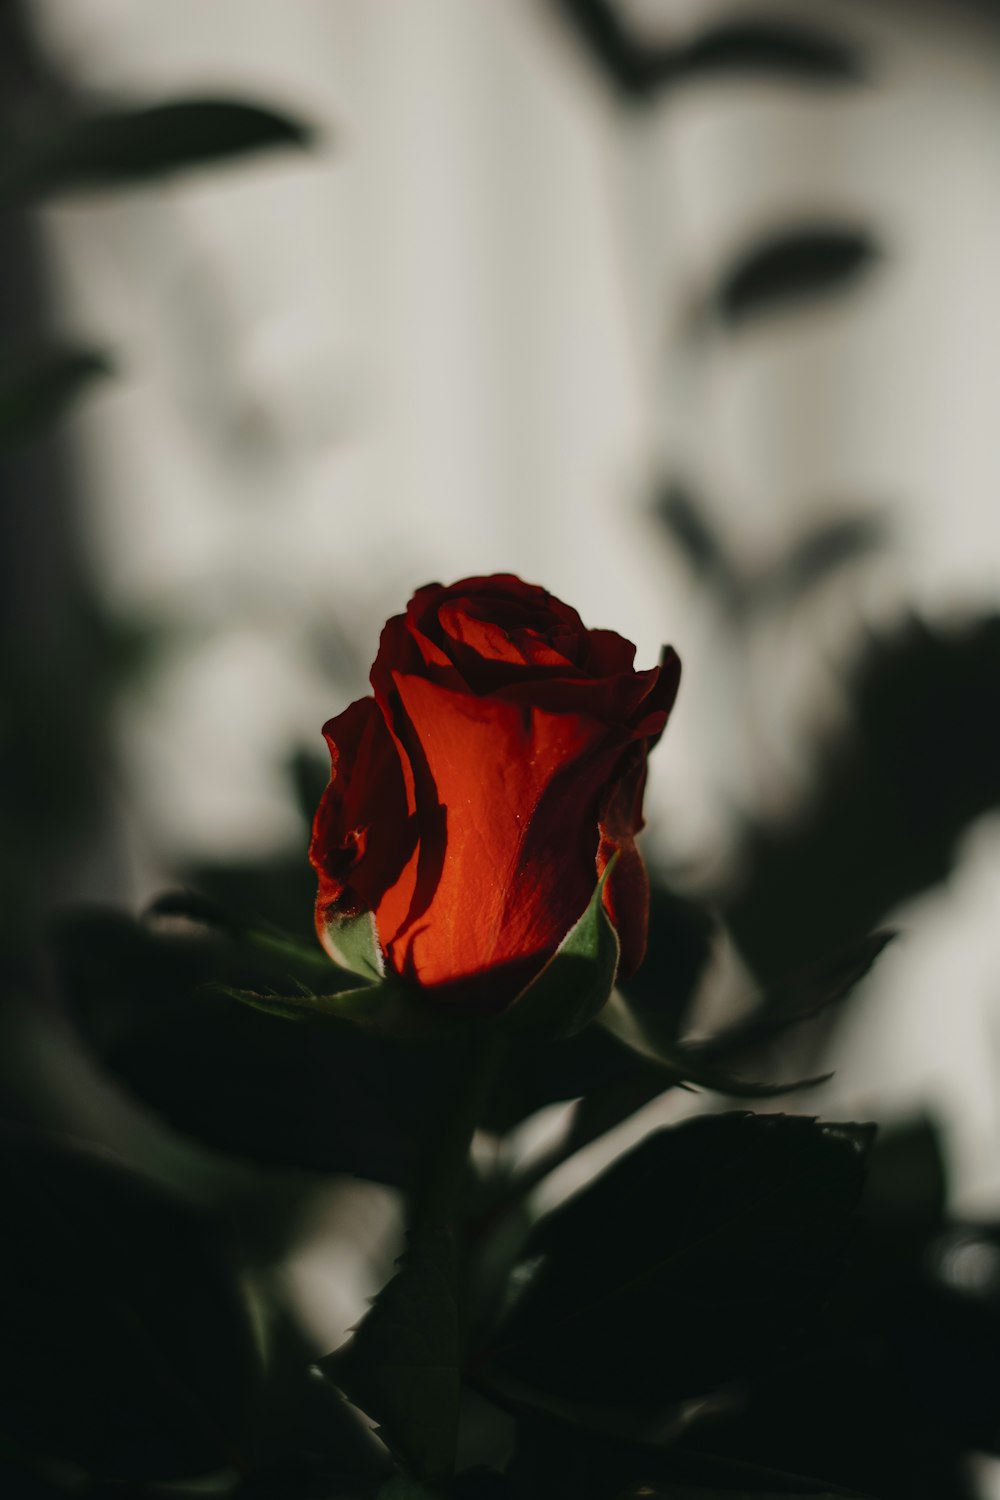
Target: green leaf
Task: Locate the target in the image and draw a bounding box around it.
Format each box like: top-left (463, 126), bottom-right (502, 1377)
top-left (0, 347), bottom-right (111, 448)
top-left (2, 98), bottom-right (313, 200)
top-left (483, 1113), bottom-right (874, 1412)
top-left (320, 1227), bottom-right (459, 1484)
top-left (599, 993), bottom-right (831, 1099)
top-left (601, 930), bottom-right (893, 1098)
top-left (503, 863), bottom-right (620, 1040)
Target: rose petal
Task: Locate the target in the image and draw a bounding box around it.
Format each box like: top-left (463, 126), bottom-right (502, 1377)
top-left (375, 673), bottom-right (632, 999)
top-left (309, 697), bottom-right (415, 931)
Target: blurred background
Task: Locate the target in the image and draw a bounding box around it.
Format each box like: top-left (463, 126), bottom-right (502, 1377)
top-left (7, 0), bottom-right (1000, 1493)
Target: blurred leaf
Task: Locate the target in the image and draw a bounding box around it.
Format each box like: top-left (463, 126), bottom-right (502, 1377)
top-left (651, 480), bottom-right (744, 613)
top-left (710, 226), bottom-right (880, 329)
top-left (321, 1227), bottom-right (459, 1484)
top-left (483, 1113), bottom-right (873, 1412)
top-left (686, 931), bottom-right (894, 1076)
top-left (0, 347), bottom-right (111, 448)
top-left (759, 515), bottom-right (888, 610)
top-left (2, 98), bottom-right (313, 199)
top-left (0, 1126), bottom-right (258, 1481)
top-left (658, 1118), bottom-right (974, 1500)
top-left (554, 3), bottom-right (864, 99)
top-left (727, 615), bottom-right (1000, 979)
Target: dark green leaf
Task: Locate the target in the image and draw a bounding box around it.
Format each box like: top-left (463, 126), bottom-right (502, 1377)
top-left (665, 931), bottom-right (894, 1085)
top-left (0, 347), bottom-right (111, 448)
top-left (321, 1227), bottom-right (459, 1483)
top-left (3, 98), bottom-right (313, 199)
top-left (484, 1113), bottom-right (873, 1411)
top-left (710, 226), bottom-right (880, 329)
top-left (0, 1127), bottom-right (259, 1481)
top-left (554, 3), bottom-right (865, 99)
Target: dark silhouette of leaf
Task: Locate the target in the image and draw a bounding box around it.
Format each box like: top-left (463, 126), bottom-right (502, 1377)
top-left (0, 1127), bottom-right (259, 1481)
top-left (0, 347), bottom-right (111, 448)
top-left (484, 1113), bottom-right (872, 1412)
top-left (652, 479), bottom-right (744, 609)
top-left (553, 2), bottom-right (864, 99)
top-left (660, 1120), bottom-right (988, 1499)
top-left (726, 615), bottom-right (1000, 981)
top-left (759, 513), bottom-right (888, 609)
top-left (2, 98), bottom-right (313, 199)
top-left (710, 226), bottom-right (880, 329)
top-left (690, 931), bottom-right (894, 1078)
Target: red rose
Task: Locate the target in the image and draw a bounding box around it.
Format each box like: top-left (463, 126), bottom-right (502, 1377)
top-left (309, 574), bottom-right (679, 1013)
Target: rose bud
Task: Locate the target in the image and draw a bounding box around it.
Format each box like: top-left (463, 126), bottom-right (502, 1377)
top-left (309, 574), bottom-right (679, 1016)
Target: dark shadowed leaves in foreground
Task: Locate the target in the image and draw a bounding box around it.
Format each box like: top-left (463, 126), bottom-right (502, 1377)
top-left (708, 225), bottom-right (880, 330)
top-left (0, 1128), bottom-right (258, 1482)
top-left (484, 1113), bottom-right (872, 1413)
top-left (663, 1118), bottom-right (982, 1500)
top-left (554, 2), bottom-right (864, 98)
top-left (0, 347), bottom-right (111, 449)
top-left (2, 98), bottom-right (313, 199)
top-left (727, 615), bottom-right (1000, 980)
top-left (50, 906), bottom-right (454, 1188)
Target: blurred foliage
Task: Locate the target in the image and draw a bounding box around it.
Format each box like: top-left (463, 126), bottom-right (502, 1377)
top-left (727, 615), bottom-right (1000, 980)
top-left (706, 225), bottom-right (881, 330)
top-left (0, 346), bottom-right (111, 449)
top-left (653, 480), bottom-right (887, 621)
top-left (1, 98), bottom-right (314, 201)
top-left (552, 4), bottom-right (866, 99)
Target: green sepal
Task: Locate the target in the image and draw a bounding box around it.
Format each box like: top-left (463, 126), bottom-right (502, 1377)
top-left (319, 908), bottom-right (385, 981)
top-left (503, 859), bottom-right (621, 1041)
top-left (210, 976), bottom-right (473, 1042)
